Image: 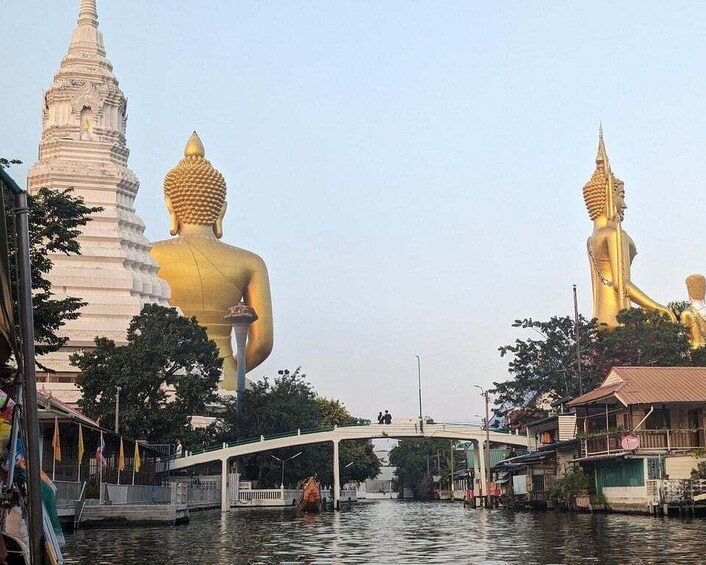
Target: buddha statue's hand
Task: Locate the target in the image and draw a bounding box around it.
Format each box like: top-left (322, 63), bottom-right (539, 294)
top-left (661, 307), bottom-right (677, 323)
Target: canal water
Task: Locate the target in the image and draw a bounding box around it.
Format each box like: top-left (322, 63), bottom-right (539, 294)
top-left (62, 500), bottom-right (706, 564)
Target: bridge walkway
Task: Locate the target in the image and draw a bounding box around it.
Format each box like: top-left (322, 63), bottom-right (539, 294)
top-left (167, 420), bottom-right (528, 511)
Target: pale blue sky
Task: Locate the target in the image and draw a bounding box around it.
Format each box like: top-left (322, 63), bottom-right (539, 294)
top-left (4, 1), bottom-right (706, 422)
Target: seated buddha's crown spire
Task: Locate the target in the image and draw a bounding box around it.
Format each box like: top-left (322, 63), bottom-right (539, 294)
top-left (582, 125), bottom-right (623, 221)
top-left (595, 122), bottom-right (610, 169)
top-left (184, 131), bottom-right (206, 158)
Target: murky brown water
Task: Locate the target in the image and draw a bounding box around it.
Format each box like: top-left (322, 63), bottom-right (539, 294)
top-left (62, 500), bottom-right (706, 564)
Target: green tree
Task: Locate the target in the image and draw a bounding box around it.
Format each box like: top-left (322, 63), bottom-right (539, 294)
top-left (213, 368), bottom-right (380, 487)
top-left (494, 308), bottom-right (694, 423)
top-left (389, 437), bottom-right (451, 500)
top-left (592, 308), bottom-right (690, 375)
top-left (73, 304), bottom-right (221, 444)
top-left (495, 315), bottom-right (601, 416)
top-left (1, 167), bottom-right (101, 368)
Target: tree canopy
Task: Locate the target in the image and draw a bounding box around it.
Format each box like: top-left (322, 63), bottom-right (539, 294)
top-left (389, 437), bottom-right (457, 500)
top-left (212, 368), bottom-right (380, 488)
top-left (1, 179), bottom-right (101, 370)
top-left (73, 304), bottom-right (221, 445)
top-left (494, 308), bottom-right (695, 425)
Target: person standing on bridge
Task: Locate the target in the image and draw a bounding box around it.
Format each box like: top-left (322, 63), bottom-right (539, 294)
top-left (383, 410), bottom-right (392, 424)
top-left (175, 439), bottom-right (183, 458)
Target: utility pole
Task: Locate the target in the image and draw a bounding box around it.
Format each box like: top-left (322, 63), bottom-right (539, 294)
top-left (484, 390), bottom-right (490, 507)
top-left (115, 386), bottom-right (121, 433)
top-left (415, 355), bottom-right (423, 433)
top-left (573, 284), bottom-right (583, 396)
top-left (475, 384), bottom-right (491, 508)
top-left (450, 441), bottom-right (455, 500)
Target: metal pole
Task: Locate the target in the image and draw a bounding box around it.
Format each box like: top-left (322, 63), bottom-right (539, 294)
top-left (14, 191), bottom-right (45, 563)
top-left (416, 355), bottom-right (423, 433)
top-left (233, 324), bottom-right (248, 414)
top-left (281, 461), bottom-right (285, 489)
top-left (114, 386), bottom-right (121, 433)
top-left (484, 390), bottom-right (491, 508)
top-left (573, 284), bottom-right (583, 396)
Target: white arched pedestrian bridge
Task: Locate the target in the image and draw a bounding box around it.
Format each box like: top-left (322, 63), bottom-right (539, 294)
top-left (168, 420), bottom-right (528, 510)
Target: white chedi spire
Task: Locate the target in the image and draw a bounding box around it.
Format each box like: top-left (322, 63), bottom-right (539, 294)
top-left (78, 0), bottom-right (98, 26)
top-left (27, 0), bottom-right (170, 393)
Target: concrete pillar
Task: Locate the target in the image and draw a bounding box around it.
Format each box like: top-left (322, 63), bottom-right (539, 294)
top-left (477, 439), bottom-right (486, 507)
top-left (221, 458), bottom-right (229, 512)
top-left (333, 440), bottom-right (340, 511)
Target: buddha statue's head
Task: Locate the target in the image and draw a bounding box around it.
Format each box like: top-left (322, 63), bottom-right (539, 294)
top-left (164, 132), bottom-right (227, 238)
top-left (686, 274), bottom-right (706, 301)
top-left (582, 164), bottom-right (625, 222)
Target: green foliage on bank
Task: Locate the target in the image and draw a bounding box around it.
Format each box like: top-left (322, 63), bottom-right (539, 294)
top-left (211, 368), bottom-right (381, 488)
top-left (73, 304), bottom-right (222, 445)
top-left (547, 468), bottom-right (590, 510)
top-left (1, 174), bottom-right (102, 375)
top-left (495, 308), bottom-right (696, 422)
top-left (389, 437), bottom-right (456, 500)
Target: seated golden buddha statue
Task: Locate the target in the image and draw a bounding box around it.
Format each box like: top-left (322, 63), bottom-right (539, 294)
top-left (583, 130), bottom-right (674, 328)
top-left (681, 274), bottom-right (706, 349)
top-left (151, 132), bottom-right (273, 390)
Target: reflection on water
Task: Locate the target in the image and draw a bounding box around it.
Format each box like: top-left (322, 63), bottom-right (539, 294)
top-left (62, 500), bottom-right (706, 564)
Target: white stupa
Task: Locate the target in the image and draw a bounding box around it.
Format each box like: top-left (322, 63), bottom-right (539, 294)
top-left (27, 0), bottom-right (170, 401)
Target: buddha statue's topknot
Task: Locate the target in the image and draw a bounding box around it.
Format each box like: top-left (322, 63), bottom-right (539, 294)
top-left (686, 274), bottom-right (706, 299)
top-left (582, 167), bottom-right (623, 221)
top-left (164, 132), bottom-right (226, 226)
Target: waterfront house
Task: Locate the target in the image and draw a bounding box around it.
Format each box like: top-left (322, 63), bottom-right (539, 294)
top-left (496, 410), bottom-right (578, 507)
top-left (568, 366), bottom-right (706, 513)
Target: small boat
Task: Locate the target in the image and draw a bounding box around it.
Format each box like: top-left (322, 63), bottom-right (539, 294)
top-left (297, 476), bottom-right (322, 513)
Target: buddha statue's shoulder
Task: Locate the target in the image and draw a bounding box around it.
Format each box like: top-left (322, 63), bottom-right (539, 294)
top-left (150, 238), bottom-right (267, 272)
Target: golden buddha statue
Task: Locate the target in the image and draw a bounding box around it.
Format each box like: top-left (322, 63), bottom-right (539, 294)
top-left (583, 129), bottom-right (674, 328)
top-left (681, 274), bottom-right (706, 349)
top-left (151, 132), bottom-right (274, 390)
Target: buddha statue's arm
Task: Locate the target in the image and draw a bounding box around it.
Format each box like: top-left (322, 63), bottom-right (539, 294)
top-left (624, 282), bottom-right (675, 321)
top-left (605, 231), bottom-right (675, 321)
top-left (243, 257), bottom-right (274, 372)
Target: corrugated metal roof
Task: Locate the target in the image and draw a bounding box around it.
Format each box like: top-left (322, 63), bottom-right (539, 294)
top-left (568, 382), bottom-right (624, 406)
top-left (569, 367), bottom-right (706, 407)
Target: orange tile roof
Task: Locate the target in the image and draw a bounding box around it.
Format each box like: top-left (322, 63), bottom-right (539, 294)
top-left (568, 366), bottom-right (706, 407)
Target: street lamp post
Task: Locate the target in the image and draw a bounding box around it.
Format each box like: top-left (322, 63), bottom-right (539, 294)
top-left (474, 385), bottom-right (491, 508)
top-left (115, 386), bottom-right (122, 433)
top-left (271, 451), bottom-right (303, 488)
top-left (416, 355), bottom-right (423, 433)
top-left (225, 303), bottom-right (259, 414)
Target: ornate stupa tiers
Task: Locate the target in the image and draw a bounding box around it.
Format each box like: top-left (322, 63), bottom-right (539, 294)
top-left (27, 0), bottom-right (170, 400)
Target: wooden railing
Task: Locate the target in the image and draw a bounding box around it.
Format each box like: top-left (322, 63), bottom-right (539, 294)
top-left (646, 479), bottom-right (706, 505)
top-left (581, 429), bottom-right (704, 457)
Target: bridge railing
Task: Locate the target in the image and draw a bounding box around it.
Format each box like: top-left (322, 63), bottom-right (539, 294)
top-left (176, 421), bottom-right (492, 462)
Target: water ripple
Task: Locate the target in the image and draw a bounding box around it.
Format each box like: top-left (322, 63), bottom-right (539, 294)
top-left (62, 500), bottom-right (706, 564)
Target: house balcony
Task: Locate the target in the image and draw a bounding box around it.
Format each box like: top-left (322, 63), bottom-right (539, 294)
top-left (580, 429), bottom-right (704, 458)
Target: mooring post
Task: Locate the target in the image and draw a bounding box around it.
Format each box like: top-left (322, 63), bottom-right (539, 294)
top-left (477, 439), bottom-right (487, 507)
top-left (221, 458), bottom-right (229, 512)
top-left (333, 439), bottom-right (341, 511)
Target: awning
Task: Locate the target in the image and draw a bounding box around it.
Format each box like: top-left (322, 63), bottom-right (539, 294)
top-left (496, 450), bottom-right (554, 469)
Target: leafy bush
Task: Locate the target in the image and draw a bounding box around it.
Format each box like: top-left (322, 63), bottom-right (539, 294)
top-left (547, 468), bottom-right (589, 510)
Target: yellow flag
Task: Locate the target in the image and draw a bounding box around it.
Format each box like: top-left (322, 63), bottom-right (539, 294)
top-left (134, 442), bottom-right (141, 472)
top-left (119, 437), bottom-right (125, 471)
top-left (77, 424), bottom-right (84, 463)
top-left (52, 417), bottom-right (61, 462)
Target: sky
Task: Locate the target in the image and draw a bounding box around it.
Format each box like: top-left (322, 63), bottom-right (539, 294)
top-left (3, 1), bottom-right (706, 423)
